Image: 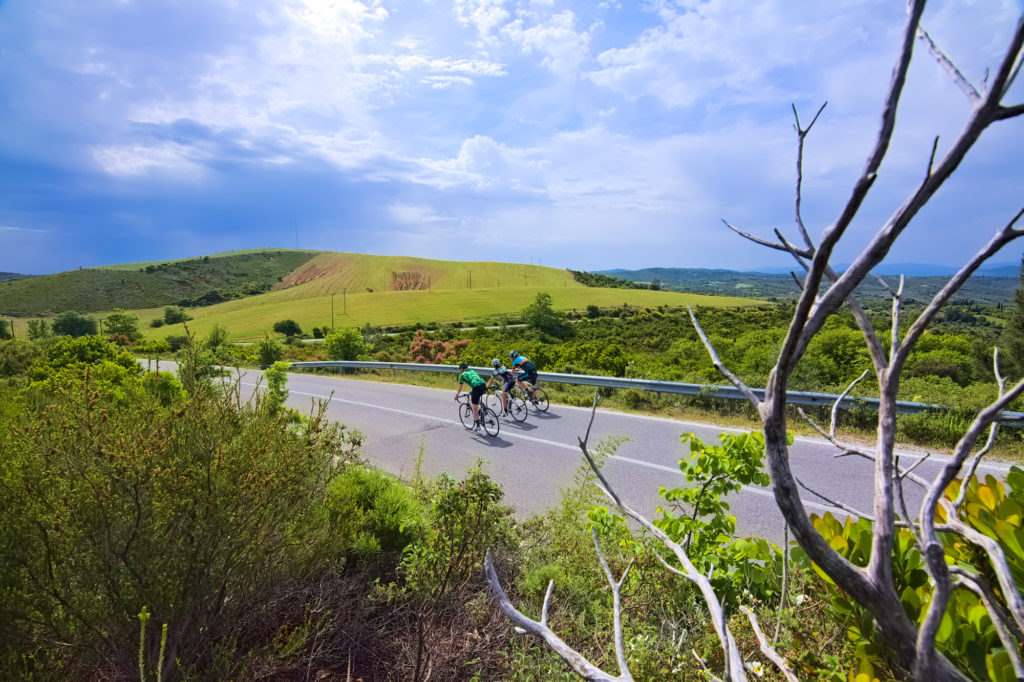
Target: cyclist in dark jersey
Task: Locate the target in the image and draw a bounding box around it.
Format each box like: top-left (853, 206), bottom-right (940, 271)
top-left (489, 358), bottom-right (516, 416)
top-left (508, 350), bottom-right (538, 395)
top-left (455, 362), bottom-right (487, 426)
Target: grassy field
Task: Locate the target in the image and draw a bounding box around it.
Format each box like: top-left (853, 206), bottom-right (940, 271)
top-left (276, 252), bottom-right (579, 297)
top-left (140, 286), bottom-right (760, 340)
top-left (0, 251), bottom-right (317, 315)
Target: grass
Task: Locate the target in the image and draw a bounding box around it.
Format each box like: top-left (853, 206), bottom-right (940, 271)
top-left (141, 286), bottom-right (760, 340)
top-left (0, 251), bottom-right (317, 315)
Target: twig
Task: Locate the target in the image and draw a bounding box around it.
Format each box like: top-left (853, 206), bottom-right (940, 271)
top-left (916, 26), bottom-right (981, 101)
top-left (740, 606), bottom-right (799, 682)
top-left (795, 477), bottom-right (875, 520)
top-left (593, 529), bottom-right (634, 681)
top-left (688, 306), bottom-right (761, 409)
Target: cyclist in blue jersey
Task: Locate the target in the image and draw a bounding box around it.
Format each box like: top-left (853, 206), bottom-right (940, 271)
top-left (508, 350), bottom-right (539, 396)
top-left (489, 358), bottom-right (516, 416)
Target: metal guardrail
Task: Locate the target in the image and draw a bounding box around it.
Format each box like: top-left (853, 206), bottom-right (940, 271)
top-left (290, 360), bottom-right (1024, 427)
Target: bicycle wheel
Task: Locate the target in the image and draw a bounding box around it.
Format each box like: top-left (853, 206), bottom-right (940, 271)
top-left (508, 396), bottom-right (528, 422)
top-left (458, 402), bottom-right (474, 429)
top-left (480, 407), bottom-right (501, 437)
top-left (530, 387), bottom-right (550, 412)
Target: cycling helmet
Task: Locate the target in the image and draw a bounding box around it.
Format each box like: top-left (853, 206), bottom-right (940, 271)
top-left (508, 350), bottom-right (518, 360)
top-left (491, 358), bottom-right (501, 368)
top-left (458, 362), bottom-right (468, 370)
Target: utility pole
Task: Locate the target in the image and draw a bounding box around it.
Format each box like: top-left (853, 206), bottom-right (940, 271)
top-left (468, 271), bottom-right (472, 289)
top-left (331, 294), bottom-right (335, 330)
top-left (343, 288), bottom-right (347, 315)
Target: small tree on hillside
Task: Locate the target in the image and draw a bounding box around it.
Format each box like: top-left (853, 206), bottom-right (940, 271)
top-left (0, 319), bottom-right (10, 340)
top-left (325, 328), bottom-right (365, 361)
top-left (999, 255), bottom-right (1024, 378)
top-left (103, 312), bottom-right (141, 344)
top-left (523, 292), bottom-right (572, 339)
top-left (27, 319), bottom-right (51, 340)
top-left (273, 319), bottom-right (303, 338)
top-left (52, 311), bottom-right (98, 338)
top-left (163, 306), bottom-right (191, 325)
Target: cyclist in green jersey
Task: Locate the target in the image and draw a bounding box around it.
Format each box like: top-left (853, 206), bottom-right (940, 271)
top-left (455, 362), bottom-right (487, 427)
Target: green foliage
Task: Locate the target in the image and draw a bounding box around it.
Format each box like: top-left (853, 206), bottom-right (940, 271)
top-left (805, 469), bottom-right (1024, 681)
top-left (103, 310), bottom-right (141, 344)
top-left (0, 339), bottom-right (42, 377)
top-left (1001, 256), bottom-right (1024, 378)
top-left (149, 317), bottom-right (165, 328)
top-left (258, 335), bottom-right (284, 366)
top-left (0, 250), bottom-right (317, 315)
top-left (51, 310), bottom-right (98, 337)
top-left (205, 324), bottom-right (229, 356)
top-left (0, 346), bottom-right (359, 678)
top-left (323, 466), bottom-right (424, 559)
top-left (0, 319), bottom-right (9, 339)
top-left (325, 327), bottom-right (366, 361)
top-left (264, 360), bottom-right (291, 416)
top-left (569, 270), bottom-right (645, 289)
top-left (162, 306), bottom-right (191, 325)
top-left (523, 292), bottom-right (573, 339)
top-left (401, 465), bottom-right (514, 599)
top-left (27, 319), bottom-right (50, 340)
top-left (163, 334), bottom-right (188, 352)
top-left (273, 319), bottom-right (303, 337)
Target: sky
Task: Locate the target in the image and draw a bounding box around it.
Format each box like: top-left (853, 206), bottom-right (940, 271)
top-left (1, 0), bottom-right (1022, 275)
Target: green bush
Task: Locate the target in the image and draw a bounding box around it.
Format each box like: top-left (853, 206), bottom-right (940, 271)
top-left (805, 469), bottom-right (1024, 682)
top-left (27, 319), bottom-right (50, 340)
top-left (258, 336), bottom-right (283, 367)
top-left (0, 352), bottom-right (360, 679)
top-left (0, 339), bottom-right (41, 378)
top-left (162, 306), bottom-right (191, 325)
top-left (51, 311), bottom-right (97, 337)
top-left (323, 466), bottom-right (424, 559)
top-left (326, 327), bottom-right (366, 361)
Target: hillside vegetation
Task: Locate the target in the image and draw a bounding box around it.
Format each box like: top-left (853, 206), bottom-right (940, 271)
top-left (141, 286), bottom-right (758, 340)
top-left (603, 267), bottom-right (1020, 304)
top-left (0, 250), bottom-right (317, 315)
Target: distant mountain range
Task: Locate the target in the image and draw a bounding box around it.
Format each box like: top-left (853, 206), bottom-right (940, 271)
top-left (750, 261), bottom-right (1020, 277)
top-left (0, 272), bottom-right (28, 282)
top-left (600, 263), bottom-right (1020, 305)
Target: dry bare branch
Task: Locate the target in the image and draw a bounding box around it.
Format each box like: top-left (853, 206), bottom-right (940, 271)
top-left (740, 606), bottom-right (799, 682)
top-left (592, 530), bottom-right (634, 680)
top-left (484, 552), bottom-right (625, 681)
top-left (889, 275), bottom-right (905, 360)
top-left (688, 306), bottom-right (762, 409)
top-left (795, 477), bottom-right (875, 521)
top-left (916, 26), bottom-right (981, 101)
top-left (721, 219), bottom-right (812, 258)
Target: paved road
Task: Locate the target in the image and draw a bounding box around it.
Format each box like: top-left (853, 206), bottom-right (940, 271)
top-left (214, 367), bottom-right (1012, 542)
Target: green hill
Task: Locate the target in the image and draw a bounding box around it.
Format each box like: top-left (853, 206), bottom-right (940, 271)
top-left (0, 250), bottom-right (318, 315)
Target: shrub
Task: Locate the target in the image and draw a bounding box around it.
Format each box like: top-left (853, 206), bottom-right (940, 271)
top-left (273, 319), bottom-right (303, 337)
top-left (0, 355), bottom-right (359, 679)
top-left (102, 311), bottom-right (141, 344)
top-left (164, 335), bottom-right (188, 352)
top-left (258, 336), bottom-right (283, 367)
top-left (0, 339), bottom-right (41, 377)
top-left (326, 327), bottom-right (366, 361)
top-left (205, 324), bottom-right (229, 353)
top-left (27, 319), bottom-right (51, 340)
top-left (322, 466), bottom-right (425, 560)
top-left (0, 319), bottom-right (10, 340)
top-left (51, 311), bottom-right (97, 337)
top-left (162, 306), bottom-right (191, 325)
top-left (149, 318), bottom-right (165, 328)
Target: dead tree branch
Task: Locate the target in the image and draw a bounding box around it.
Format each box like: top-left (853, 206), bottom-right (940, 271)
top-left (740, 606), bottom-right (800, 682)
top-left (916, 26), bottom-right (981, 101)
top-left (592, 530), bottom-right (634, 681)
top-left (687, 307), bottom-right (761, 409)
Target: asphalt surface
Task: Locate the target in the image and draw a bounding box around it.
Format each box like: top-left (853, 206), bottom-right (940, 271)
top-left (211, 366), bottom-right (1013, 542)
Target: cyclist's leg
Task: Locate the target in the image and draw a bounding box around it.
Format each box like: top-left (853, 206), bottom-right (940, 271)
top-left (470, 385), bottom-right (484, 423)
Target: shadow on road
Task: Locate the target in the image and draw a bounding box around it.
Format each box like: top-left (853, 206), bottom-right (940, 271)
top-left (471, 433), bottom-right (514, 448)
top-left (505, 420), bottom-right (538, 432)
top-left (530, 411), bottom-right (561, 421)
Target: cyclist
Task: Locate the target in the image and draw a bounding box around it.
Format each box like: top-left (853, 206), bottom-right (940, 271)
top-left (455, 362), bottom-right (487, 427)
top-left (508, 350), bottom-right (539, 396)
top-left (489, 358), bottom-right (516, 417)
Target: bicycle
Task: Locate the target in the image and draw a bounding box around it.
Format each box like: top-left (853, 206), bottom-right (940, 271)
top-left (512, 382), bottom-right (549, 413)
top-left (485, 383), bottom-right (528, 423)
top-left (456, 393), bottom-right (501, 437)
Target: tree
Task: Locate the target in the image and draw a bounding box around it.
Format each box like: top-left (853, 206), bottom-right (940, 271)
top-left (52, 311), bottom-right (98, 337)
top-left (103, 311), bottom-right (141, 344)
top-left (27, 319), bottom-right (51, 340)
top-left (325, 327), bottom-right (365, 361)
top-left (0, 319), bottom-right (10, 340)
top-left (205, 325), bottom-right (229, 353)
top-left (163, 307), bottom-right (191, 325)
top-left (1000, 255), bottom-right (1024, 378)
top-left (523, 292), bottom-right (572, 339)
top-left (273, 319), bottom-right (303, 338)
top-left (258, 336), bottom-right (283, 367)
top-left (489, 7), bottom-right (1024, 680)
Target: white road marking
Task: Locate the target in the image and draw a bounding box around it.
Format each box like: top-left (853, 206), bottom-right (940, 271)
top-left (254, 381), bottom-right (838, 514)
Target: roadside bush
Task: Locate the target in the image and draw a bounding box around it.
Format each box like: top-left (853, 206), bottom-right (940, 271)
top-left (27, 319), bottom-right (50, 340)
top-left (259, 335), bottom-right (284, 366)
top-left (0, 354), bottom-right (359, 680)
top-left (326, 327), bottom-right (366, 361)
top-left (0, 319), bottom-right (9, 339)
top-left (102, 311), bottom-right (141, 344)
top-left (0, 339), bottom-right (41, 378)
top-left (164, 335), bottom-right (188, 352)
top-left (806, 469), bottom-right (1024, 682)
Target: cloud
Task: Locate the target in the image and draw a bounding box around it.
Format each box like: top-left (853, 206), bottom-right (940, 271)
top-left (388, 203), bottom-right (455, 224)
top-left (0, 225), bottom-right (49, 233)
top-left (502, 9), bottom-right (593, 77)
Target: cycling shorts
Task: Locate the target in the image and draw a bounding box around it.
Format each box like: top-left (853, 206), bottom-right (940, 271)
top-left (520, 369), bottom-right (538, 385)
top-left (470, 384), bottom-right (486, 405)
